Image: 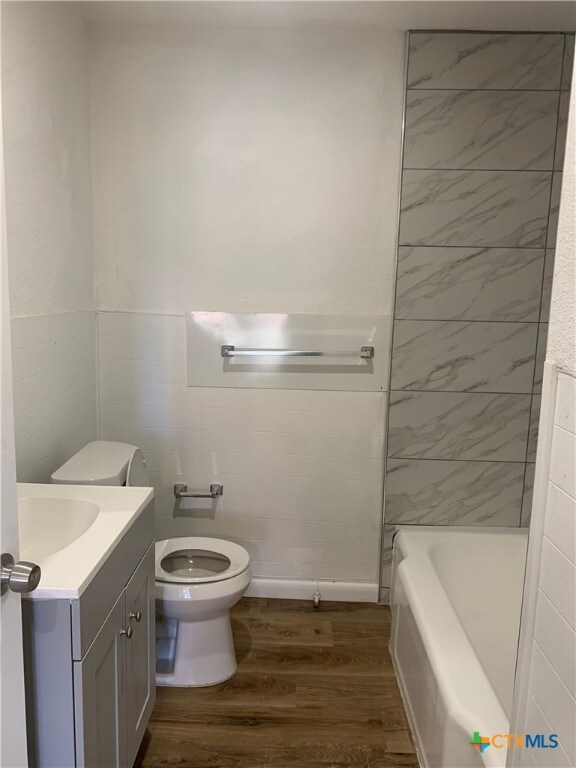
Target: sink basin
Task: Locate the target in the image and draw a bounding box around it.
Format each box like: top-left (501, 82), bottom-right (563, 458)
top-left (18, 497), bottom-right (100, 562)
top-left (16, 484), bottom-right (154, 599)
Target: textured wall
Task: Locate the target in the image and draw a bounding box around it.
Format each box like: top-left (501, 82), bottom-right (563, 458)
top-left (11, 312), bottom-right (97, 482)
top-left (382, 31), bottom-right (574, 593)
top-left (513, 76), bottom-right (575, 768)
top-left (3, 5), bottom-right (98, 479)
top-left (2, 3), bottom-right (95, 318)
top-left (515, 370), bottom-right (576, 768)
top-left (89, 23), bottom-right (404, 315)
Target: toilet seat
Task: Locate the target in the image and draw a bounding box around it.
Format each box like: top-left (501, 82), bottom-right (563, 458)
top-left (155, 537), bottom-right (250, 584)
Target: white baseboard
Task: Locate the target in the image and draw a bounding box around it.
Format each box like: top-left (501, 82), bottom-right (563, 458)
top-left (245, 577), bottom-right (379, 603)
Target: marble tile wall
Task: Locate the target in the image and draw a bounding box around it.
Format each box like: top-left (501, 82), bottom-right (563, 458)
top-left (382, 31), bottom-right (574, 593)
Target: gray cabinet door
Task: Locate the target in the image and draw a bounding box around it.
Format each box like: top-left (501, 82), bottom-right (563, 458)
top-left (74, 591), bottom-right (128, 768)
top-left (125, 544), bottom-right (156, 765)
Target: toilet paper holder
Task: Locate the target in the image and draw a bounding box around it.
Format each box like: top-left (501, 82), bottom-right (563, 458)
top-left (174, 483), bottom-right (224, 499)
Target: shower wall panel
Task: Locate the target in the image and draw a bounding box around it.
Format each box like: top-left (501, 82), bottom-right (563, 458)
top-left (382, 31), bottom-right (574, 596)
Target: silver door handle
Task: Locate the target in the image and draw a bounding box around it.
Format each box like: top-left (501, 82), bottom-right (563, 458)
top-left (120, 626), bottom-right (133, 639)
top-left (1, 553), bottom-right (41, 596)
top-left (130, 611), bottom-right (142, 623)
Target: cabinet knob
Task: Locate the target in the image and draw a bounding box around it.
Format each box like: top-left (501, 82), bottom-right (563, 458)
top-left (130, 610), bottom-right (142, 623)
top-left (120, 626), bottom-right (133, 639)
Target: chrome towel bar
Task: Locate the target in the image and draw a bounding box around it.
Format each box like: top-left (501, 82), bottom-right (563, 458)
top-left (221, 345), bottom-right (374, 359)
top-left (174, 483), bottom-right (224, 499)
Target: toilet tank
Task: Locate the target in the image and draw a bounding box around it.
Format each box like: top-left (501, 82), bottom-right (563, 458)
top-left (51, 441), bottom-right (150, 487)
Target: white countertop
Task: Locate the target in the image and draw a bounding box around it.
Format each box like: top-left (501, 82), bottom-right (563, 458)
top-left (18, 483), bottom-right (154, 600)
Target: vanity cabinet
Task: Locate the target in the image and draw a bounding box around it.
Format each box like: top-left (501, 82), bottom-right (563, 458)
top-left (22, 501), bottom-right (155, 768)
top-left (74, 591), bottom-right (128, 768)
top-left (125, 548), bottom-right (156, 762)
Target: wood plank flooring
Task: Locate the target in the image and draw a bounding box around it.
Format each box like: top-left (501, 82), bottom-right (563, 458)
top-left (136, 598), bottom-right (419, 768)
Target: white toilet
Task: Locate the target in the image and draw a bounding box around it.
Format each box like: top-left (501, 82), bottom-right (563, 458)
top-left (155, 537), bottom-right (251, 686)
top-left (51, 440), bottom-right (252, 687)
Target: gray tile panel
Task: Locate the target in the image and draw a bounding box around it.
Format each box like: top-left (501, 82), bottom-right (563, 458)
top-left (554, 92), bottom-right (571, 171)
top-left (388, 390), bottom-right (531, 461)
top-left (385, 458), bottom-right (524, 526)
top-left (561, 34), bottom-right (575, 90)
top-left (527, 395), bottom-right (542, 463)
top-left (546, 173), bottom-right (563, 248)
top-left (521, 463), bottom-right (536, 527)
top-left (395, 246), bottom-right (544, 322)
top-left (391, 320), bottom-right (537, 393)
top-left (404, 89), bottom-right (558, 171)
top-left (540, 250), bottom-right (556, 323)
top-left (408, 33), bottom-right (564, 90)
top-left (399, 170), bottom-right (551, 248)
top-left (533, 324), bottom-right (549, 394)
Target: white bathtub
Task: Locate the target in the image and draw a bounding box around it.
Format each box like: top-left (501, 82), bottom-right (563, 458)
top-left (390, 529), bottom-right (528, 768)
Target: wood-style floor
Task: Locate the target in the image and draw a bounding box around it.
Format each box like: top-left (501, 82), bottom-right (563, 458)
top-left (136, 597), bottom-right (419, 768)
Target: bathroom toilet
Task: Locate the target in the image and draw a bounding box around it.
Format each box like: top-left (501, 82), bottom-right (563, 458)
top-left (155, 537), bottom-right (251, 686)
top-left (52, 440), bottom-right (252, 686)
top-left (51, 440), bottom-right (150, 487)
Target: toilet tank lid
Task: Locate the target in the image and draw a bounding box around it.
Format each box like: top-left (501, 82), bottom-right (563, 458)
top-left (51, 441), bottom-right (140, 485)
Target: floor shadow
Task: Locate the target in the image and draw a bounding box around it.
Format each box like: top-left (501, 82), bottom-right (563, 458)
top-left (231, 616), bottom-right (252, 663)
top-left (132, 728), bottom-right (151, 768)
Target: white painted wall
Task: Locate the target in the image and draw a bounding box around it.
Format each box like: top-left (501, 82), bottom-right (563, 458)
top-left (512, 369), bottom-right (576, 768)
top-left (88, 21), bottom-right (403, 597)
top-left (98, 311), bottom-right (385, 600)
top-left (510, 77), bottom-right (575, 767)
top-left (11, 312), bottom-right (97, 483)
top-left (2, 4), bottom-right (98, 480)
top-left (90, 22), bottom-right (404, 315)
top-left (3, 3), bottom-right (94, 318)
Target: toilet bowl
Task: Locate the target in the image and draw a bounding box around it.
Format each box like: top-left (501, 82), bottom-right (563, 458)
top-left (51, 440), bottom-right (252, 687)
top-left (155, 537), bottom-right (251, 686)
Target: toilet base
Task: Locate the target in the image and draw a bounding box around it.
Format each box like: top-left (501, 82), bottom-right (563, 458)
top-left (156, 611), bottom-right (238, 687)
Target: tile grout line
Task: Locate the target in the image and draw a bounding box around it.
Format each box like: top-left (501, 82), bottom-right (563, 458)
top-left (396, 244), bottom-right (548, 250)
top-left (402, 167), bottom-right (560, 173)
top-left (384, 456), bottom-right (526, 465)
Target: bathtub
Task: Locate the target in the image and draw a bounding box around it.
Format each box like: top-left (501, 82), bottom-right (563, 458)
top-left (390, 529), bottom-right (528, 768)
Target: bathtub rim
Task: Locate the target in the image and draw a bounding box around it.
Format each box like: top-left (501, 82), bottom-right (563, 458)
top-left (391, 527), bottom-right (529, 768)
